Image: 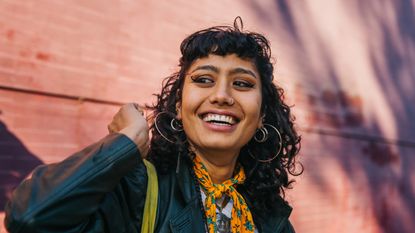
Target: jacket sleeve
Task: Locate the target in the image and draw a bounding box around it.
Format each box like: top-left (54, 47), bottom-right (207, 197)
top-left (4, 133), bottom-right (148, 233)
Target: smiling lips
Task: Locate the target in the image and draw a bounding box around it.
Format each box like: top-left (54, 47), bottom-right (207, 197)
top-left (201, 113), bottom-right (239, 126)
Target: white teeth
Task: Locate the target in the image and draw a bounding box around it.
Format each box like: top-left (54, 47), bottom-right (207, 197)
top-left (202, 114), bottom-right (236, 125)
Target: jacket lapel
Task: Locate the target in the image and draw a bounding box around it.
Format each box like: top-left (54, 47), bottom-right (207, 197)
top-left (169, 198), bottom-right (206, 233)
top-left (170, 157), bottom-right (206, 233)
top-left (254, 205), bottom-right (292, 233)
top-left (175, 156), bottom-right (195, 203)
top-left (240, 187), bottom-right (293, 233)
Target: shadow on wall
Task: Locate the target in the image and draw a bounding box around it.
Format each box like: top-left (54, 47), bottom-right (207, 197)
top-left (249, 0), bottom-right (415, 232)
top-left (0, 121), bottom-right (43, 211)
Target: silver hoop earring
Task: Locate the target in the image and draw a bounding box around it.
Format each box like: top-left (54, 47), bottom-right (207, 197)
top-left (249, 123), bottom-right (283, 163)
top-left (154, 111), bottom-right (181, 143)
top-left (170, 118), bottom-right (183, 131)
top-left (254, 127), bottom-right (269, 143)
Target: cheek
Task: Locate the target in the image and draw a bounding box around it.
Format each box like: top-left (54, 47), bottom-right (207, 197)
top-left (244, 93), bottom-right (262, 119)
top-left (180, 87), bottom-right (203, 121)
top-left (180, 91), bottom-right (192, 113)
top-left (179, 85), bottom-right (192, 116)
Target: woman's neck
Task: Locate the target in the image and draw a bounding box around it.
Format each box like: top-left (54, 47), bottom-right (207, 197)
top-left (192, 147), bottom-right (239, 184)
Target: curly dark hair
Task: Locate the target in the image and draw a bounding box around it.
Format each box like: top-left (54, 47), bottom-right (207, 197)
top-left (147, 17), bottom-right (301, 214)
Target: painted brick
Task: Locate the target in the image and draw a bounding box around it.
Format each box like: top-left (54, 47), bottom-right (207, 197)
top-left (1, 0), bottom-right (415, 232)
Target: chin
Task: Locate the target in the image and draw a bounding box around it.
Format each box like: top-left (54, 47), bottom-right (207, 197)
top-left (198, 140), bottom-right (243, 152)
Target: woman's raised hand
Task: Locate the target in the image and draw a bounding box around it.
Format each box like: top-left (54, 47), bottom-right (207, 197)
top-left (108, 103), bottom-right (149, 157)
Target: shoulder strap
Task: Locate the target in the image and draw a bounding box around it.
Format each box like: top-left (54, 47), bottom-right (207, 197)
top-left (141, 159), bottom-right (159, 233)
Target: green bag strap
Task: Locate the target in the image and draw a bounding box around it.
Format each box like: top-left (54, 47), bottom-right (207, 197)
top-left (141, 159), bottom-right (159, 233)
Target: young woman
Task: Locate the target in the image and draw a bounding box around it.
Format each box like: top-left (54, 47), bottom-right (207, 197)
top-left (5, 18), bottom-right (301, 233)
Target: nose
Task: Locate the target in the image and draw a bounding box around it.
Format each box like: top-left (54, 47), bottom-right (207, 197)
top-left (208, 81), bottom-right (234, 106)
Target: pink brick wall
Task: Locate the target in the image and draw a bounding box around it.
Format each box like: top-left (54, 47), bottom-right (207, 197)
top-left (1, 1), bottom-right (414, 232)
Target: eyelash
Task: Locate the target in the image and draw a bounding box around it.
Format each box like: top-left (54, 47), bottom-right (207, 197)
top-left (191, 75), bottom-right (213, 84)
top-left (234, 80), bottom-right (255, 88)
top-left (191, 75), bottom-right (255, 89)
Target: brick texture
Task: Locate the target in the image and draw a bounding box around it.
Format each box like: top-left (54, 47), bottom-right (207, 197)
top-left (1, 0), bottom-right (414, 232)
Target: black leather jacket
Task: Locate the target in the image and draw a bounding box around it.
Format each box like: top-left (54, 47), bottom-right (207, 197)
top-left (5, 134), bottom-right (295, 233)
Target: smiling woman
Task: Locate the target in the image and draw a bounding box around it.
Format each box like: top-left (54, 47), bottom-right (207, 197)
top-left (179, 54), bottom-right (262, 166)
top-left (5, 17), bottom-right (301, 233)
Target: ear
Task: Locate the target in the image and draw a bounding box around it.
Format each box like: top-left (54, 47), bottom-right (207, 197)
top-left (176, 102), bottom-right (182, 120)
top-left (257, 114), bottom-right (265, 128)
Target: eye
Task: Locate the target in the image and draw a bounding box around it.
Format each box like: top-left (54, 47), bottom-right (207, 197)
top-left (191, 75), bottom-right (214, 85)
top-left (233, 80), bottom-right (255, 89)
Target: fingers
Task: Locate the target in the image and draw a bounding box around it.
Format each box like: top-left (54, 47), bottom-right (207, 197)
top-left (131, 103), bottom-right (145, 116)
top-left (107, 123), bottom-right (117, 134)
top-left (108, 103), bottom-right (141, 134)
top-left (108, 103), bottom-right (150, 157)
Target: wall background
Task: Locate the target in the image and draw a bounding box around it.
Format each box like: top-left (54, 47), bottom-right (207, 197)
top-left (1, 0), bottom-right (414, 232)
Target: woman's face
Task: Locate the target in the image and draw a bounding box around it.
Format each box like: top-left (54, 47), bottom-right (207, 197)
top-left (178, 54), bottom-right (262, 154)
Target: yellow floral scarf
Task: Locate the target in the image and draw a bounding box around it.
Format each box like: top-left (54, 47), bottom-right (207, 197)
top-left (193, 155), bottom-right (255, 233)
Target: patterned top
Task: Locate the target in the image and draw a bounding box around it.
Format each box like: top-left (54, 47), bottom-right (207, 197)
top-left (200, 190), bottom-right (259, 233)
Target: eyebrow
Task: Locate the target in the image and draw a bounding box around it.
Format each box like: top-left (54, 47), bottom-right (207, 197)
top-left (229, 67), bottom-right (257, 79)
top-left (190, 65), bottom-right (219, 73)
top-left (190, 65), bottom-right (257, 79)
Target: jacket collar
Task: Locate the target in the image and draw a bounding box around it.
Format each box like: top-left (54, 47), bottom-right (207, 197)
top-left (174, 156), bottom-right (292, 233)
top-left (169, 156), bottom-right (206, 232)
top-left (243, 191), bottom-right (292, 233)
top-left (175, 155), bottom-right (196, 203)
